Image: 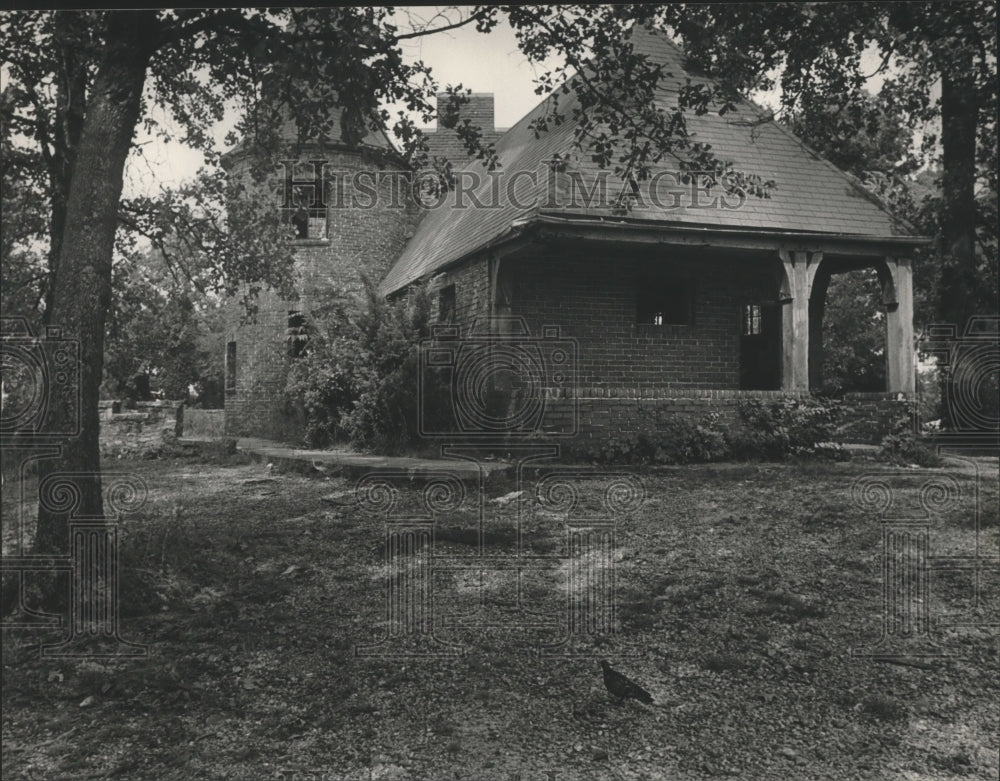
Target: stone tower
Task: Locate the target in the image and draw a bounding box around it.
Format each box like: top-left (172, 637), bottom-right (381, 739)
top-left (222, 101), bottom-right (418, 441)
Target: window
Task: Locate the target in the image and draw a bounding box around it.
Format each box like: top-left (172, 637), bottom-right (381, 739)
top-left (742, 304), bottom-right (763, 336)
top-left (225, 341), bottom-right (237, 391)
top-left (277, 160), bottom-right (328, 239)
top-left (282, 197), bottom-right (327, 239)
top-left (287, 312), bottom-right (308, 358)
top-left (438, 284), bottom-right (456, 323)
top-left (636, 275), bottom-right (694, 326)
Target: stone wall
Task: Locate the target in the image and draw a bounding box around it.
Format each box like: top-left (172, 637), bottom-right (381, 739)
top-left (182, 409), bottom-right (226, 439)
top-left (99, 400), bottom-right (183, 458)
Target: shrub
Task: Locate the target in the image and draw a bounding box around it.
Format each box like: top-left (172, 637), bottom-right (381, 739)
top-left (728, 397), bottom-right (842, 459)
top-left (653, 412), bottom-right (729, 464)
top-left (570, 411), bottom-right (730, 465)
top-left (284, 298), bottom-right (362, 448)
top-left (569, 397), bottom-right (847, 465)
top-left (285, 277), bottom-right (447, 454)
top-left (877, 408), bottom-right (943, 467)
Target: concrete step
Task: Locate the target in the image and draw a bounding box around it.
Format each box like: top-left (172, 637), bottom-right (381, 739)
top-left (179, 436), bottom-right (511, 483)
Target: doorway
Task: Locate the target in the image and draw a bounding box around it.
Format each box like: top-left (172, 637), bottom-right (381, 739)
top-left (740, 302), bottom-right (781, 390)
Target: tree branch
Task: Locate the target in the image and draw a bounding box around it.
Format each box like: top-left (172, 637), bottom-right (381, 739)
top-left (394, 7), bottom-right (490, 41)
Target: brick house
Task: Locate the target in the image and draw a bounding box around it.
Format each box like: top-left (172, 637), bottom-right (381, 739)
top-left (225, 25), bottom-right (924, 444)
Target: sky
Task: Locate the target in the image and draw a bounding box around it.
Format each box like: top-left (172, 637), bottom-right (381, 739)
top-left (124, 8), bottom-right (562, 198)
top-left (122, 6), bottom-right (902, 200)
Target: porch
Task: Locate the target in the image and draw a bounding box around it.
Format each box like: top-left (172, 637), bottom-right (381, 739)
top-left (481, 218), bottom-right (921, 399)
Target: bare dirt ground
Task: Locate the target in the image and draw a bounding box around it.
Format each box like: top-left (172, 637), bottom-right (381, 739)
top-left (2, 450), bottom-right (998, 780)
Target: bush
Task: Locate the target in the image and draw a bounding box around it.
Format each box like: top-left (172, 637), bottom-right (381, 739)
top-left (572, 412), bottom-right (734, 465)
top-left (285, 277), bottom-right (447, 454)
top-left (877, 408), bottom-right (943, 467)
top-left (728, 397), bottom-right (842, 459)
top-left (568, 397), bottom-right (846, 465)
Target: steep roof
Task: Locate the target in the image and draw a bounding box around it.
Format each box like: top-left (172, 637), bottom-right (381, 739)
top-left (382, 25), bottom-right (913, 295)
top-left (225, 99), bottom-right (400, 163)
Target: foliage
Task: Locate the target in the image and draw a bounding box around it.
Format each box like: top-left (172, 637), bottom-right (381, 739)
top-left (284, 279), bottom-right (444, 454)
top-left (820, 269), bottom-right (887, 395)
top-left (102, 248), bottom-right (225, 405)
top-left (728, 398), bottom-right (843, 460)
top-left (2, 5), bottom-right (996, 554)
top-left (1, 6), bottom-right (789, 550)
top-left (657, 2), bottom-right (997, 332)
top-left (0, 137), bottom-right (49, 324)
top-left (569, 412), bottom-right (731, 466)
top-left (787, 90), bottom-right (919, 181)
top-left (877, 406), bottom-right (944, 467)
top-left (572, 397), bottom-right (845, 465)
top-left (504, 6), bottom-right (776, 201)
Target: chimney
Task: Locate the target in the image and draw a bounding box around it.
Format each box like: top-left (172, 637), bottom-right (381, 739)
top-left (436, 93), bottom-right (495, 133)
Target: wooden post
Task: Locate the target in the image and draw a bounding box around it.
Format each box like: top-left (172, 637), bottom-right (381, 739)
top-left (884, 257), bottom-right (916, 395)
top-left (809, 266), bottom-right (833, 391)
top-left (779, 250), bottom-right (824, 391)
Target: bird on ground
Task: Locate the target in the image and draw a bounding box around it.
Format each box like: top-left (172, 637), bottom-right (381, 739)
top-left (600, 659), bottom-right (654, 704)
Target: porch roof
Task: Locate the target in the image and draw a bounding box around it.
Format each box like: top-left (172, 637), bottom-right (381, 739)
top-left (382, 25), bottom-right (920, 296)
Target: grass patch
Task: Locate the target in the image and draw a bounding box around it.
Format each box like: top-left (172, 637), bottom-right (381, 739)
top-left (750, 589), bottom-right (827, 622)
top-left (861, 694), bottom-right (908, 723)
top-left (2, 455), bottom-right (995, 781)
top-left (700, 652), bottom-right (746, 674)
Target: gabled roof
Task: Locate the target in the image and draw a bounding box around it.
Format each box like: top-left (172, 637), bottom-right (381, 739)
top-left (381, 24), bottom-right (913, 295)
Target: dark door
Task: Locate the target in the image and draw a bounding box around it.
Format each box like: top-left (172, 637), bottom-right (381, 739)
top-left (740, 303), bottom-right (781, 390)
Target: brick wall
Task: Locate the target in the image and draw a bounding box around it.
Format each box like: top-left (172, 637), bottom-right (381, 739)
top-left (538, 391), bottom-right (909, 447)
top-left (839, 393), bottom-right (912, 444)
top-left (429, 257), bottom-right (491, 331)
top-left (223, 145), bottom-right (421, 442)
top-left (418, 249), bottom-right (904, 446)
top-left (425, 94), bottom-right (505, 168)
top-left (503, 249), bottom-right (773, 389)
top-left (436, 93), bottom-right (496, 132)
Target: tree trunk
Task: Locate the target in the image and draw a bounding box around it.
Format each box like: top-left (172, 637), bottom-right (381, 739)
top-left (43, 12), bottom-right (90, 323)
top-left (33, 11), bottom-right (158, 555)
top-left (936, 50), bottom-right (980, 430)
top-left (937, 55), bottom-right (979, 329)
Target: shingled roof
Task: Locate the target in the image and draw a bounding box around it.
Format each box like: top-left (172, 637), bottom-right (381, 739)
top-left (226, 97), bottom-right (400, 164)
top-left (381, 24), bottom-right (913, 295)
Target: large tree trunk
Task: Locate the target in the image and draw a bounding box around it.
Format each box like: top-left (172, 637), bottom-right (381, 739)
top-left (936, 50), bottom-right (981, 430)
top-left (33, 12), bottom-right (158, 555)
top-left (937, 55), bottom-right (979, 329)
top-left (42, 11), bottom-right (90, 323)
